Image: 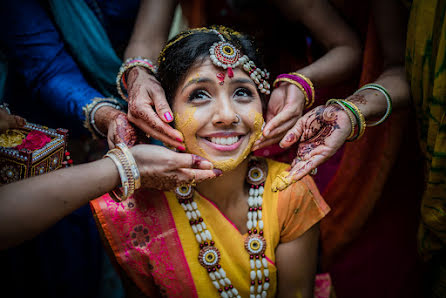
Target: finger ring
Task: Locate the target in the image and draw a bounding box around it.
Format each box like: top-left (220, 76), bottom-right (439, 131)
top-left (310, 168), bottom-right (318, 176)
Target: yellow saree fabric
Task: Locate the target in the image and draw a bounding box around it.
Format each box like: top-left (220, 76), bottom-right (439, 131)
top-left (406, 0), bottom-right (446, 260)
top-left (406, 1), bottom-right (446, 296)
top-left (91, 158), bottom-right (329, 297)
top-left (165, 159), bottom-right (329, 297)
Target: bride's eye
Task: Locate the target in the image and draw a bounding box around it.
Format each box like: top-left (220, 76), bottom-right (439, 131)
top-left (188, 89), bottom-right (211, 102)
top-left (233, 87), bottom-right (253, 99)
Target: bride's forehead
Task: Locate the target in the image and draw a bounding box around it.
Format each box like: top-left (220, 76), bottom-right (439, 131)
top-left (185, 58), bottom-right (220, 74)
top-left (183, 59), bottom-right (251, 80)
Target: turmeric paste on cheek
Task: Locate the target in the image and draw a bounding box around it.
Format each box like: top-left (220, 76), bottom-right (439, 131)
top-left (175, 109), bottom-right (264, 172)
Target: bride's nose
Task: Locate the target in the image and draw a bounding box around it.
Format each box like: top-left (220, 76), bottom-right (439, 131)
top-left (212, 98), bottom-right (239, 126)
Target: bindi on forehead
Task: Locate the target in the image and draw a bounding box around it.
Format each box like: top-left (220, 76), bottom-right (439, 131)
top-left (216, 72), bottom-right (225, 85)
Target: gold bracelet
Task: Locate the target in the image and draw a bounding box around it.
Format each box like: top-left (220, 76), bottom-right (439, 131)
top-left (105, 149), bottom-right (131, 202)
top-left (115, 148), bottom-right (135, 198)
top-left (326, 99), bottom-right (356, 141)
top-left (105, 147), bottom-right (136, 202)
top-left (116, 143), bottom-right (141, 190)
top-left (290, 72), bottom-right (315, 108)
top-left (272, 77), bottom-right (310, 107)
top-left (341, 100), bottom-right (366, 140)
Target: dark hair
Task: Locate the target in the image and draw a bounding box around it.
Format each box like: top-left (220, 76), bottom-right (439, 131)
top-left (156, 26), bottom-right (268, 106)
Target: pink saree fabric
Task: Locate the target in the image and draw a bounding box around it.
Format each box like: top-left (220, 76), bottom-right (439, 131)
top-left (90, 189), bottom-right (197, 297)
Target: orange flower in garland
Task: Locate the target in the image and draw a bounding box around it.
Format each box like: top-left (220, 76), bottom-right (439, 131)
top-left (15, 130), bottom-right (51, 151)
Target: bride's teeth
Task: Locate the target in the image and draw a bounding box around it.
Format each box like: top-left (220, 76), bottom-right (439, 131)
top-left (210, 136), bottom-right (239, 145)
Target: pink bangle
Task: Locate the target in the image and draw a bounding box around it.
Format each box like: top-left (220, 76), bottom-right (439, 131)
top-left (273, 73), bottom-right (315, 108)
top-left (277, 74), bottom-right (313, 100)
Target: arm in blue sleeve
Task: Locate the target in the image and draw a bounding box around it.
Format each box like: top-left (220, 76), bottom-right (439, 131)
top-left (0, 0), bottom-right (104, 124)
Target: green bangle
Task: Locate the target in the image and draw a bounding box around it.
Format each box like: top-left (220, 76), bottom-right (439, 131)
top-left (341, 100), bottom-right (366, 140)
top-left (342, 103), bottom-right (360, 141)
top-left (354, 83), bottom-right (392, 126)
top-left (326, 99), bottom-right (356, 141)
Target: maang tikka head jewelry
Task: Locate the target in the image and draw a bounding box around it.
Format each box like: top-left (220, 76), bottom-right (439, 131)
top-left (209, 29), bottom-right (271, 95)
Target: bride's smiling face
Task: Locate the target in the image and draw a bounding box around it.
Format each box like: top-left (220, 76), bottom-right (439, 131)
top-left (173, 58), bottom-right (264, 172)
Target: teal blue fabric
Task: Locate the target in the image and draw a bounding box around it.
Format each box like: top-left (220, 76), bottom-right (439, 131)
top-left (48, 0), bottom-right (121, 98)
top-left (0, 51), bottom-right (7, 101)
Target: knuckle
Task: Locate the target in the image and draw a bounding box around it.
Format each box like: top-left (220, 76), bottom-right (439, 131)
top-left (166, 158), bottom-right (177, 168)
top-left (128, 103), bottom-right (140, 116)
top-left (156, 100), bottom-right (169, 110)
top-left (150, 83), bottom-right (164, 95)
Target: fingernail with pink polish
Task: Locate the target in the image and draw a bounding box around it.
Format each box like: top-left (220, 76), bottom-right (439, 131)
top-left (284, 133), bottom-right (295, 143)
top-left (192, 155), bottom-right (212, 169)
top-left (213, 169), bottom-right (223, 176)
top-left (176, 137), bottom-right (183, 142)
top-left (177, 145), bottom-right (185, 151)
top-left (164, 112), bottom-right (173, 122)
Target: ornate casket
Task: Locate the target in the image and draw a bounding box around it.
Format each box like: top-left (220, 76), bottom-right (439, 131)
top-left (0, 122), bottom-right (69, 185)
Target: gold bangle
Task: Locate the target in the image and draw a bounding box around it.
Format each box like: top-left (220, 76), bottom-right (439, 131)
top-left (115, 143), bottom-right (141, 190)
top-left (115, 148), bottom-right (135, 197)
top-left (105, 148), bottom-right (135, 201)
top-left (272, 77), bottom-right (310, 107)
top-left (326, 99), bottom-right (356, 141)
top-left (105, 150), bottom-right (131, 201)
top-left (290, 72), bottom-right (315, 108)
top-left (342, 100), bottom-right (366, 140)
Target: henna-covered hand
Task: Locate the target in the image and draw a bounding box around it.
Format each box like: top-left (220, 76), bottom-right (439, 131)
top-left (93, 105), bottom-right (142, 148)
top-left (107, 112), bottom-right (141, 148)
top-left (274, 104), bottom-right (353, 190)
top-left (130, 144), bottom-right (223, 190)
top-left (252, 82), bottom-right (305, 151)
top-left (126, 66), bottom-right (184, 149)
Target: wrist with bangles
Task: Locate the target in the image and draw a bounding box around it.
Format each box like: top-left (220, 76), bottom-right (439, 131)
top-left (326, 98), bottom-right (366, 141)
top-left (353, 83), bottom-right (393, 126)
top-left (83, 97), bottom-right (126, 139)
top-left (104, 143), bottom-right (141, 202)
top-left (116, 57), bottom-right (158, 101)
top-left (273, 72), bottom-right (315, 109)
top-left (325, 83), bottom-right (392, 141)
